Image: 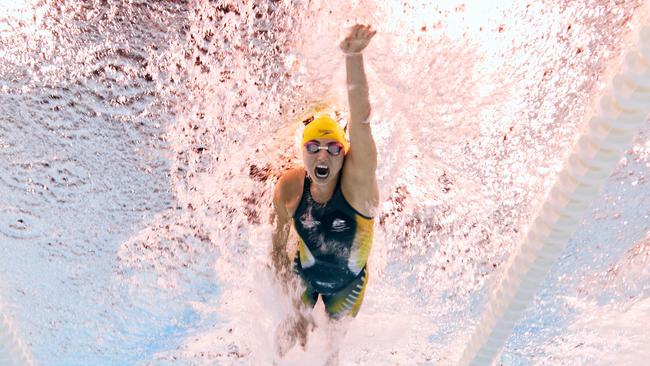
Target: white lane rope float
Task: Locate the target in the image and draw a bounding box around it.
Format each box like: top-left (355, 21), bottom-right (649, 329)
top-left (458, 3), bottom-right (650, 366)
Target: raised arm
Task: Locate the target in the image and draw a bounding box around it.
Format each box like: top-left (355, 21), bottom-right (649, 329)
top-left (340, 25), bottom-right (379, 216)
top-left (340, 25), bottom-right (377, 174)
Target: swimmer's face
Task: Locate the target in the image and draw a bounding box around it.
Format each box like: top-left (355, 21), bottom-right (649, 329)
top-left (302, 138), bottom-right (345, 186)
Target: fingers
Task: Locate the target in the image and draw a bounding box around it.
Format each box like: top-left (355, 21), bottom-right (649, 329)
top-left (297, 324), bottom-right (307, 347)
top-left (347, 24), bottom-right (375, 40)
top-left (353, 25), bottom-right (363, 39)
top-left (296, 316), bottom-right (309, 348)
top-left (340, 24), bottom-right (375, 53)
top-left (295, 312), bottom-right (316, 349)
top-left (352, 24), bottom-right (375, 39)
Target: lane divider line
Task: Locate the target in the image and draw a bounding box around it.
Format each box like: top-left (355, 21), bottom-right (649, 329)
top-left (458, 3), bottom-right (650, 365)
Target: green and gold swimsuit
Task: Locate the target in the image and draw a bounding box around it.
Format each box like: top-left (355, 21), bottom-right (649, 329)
top-left (292, 175), bottom-right (374, 319)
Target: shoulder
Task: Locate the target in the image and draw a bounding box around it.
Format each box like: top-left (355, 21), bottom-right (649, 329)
top-left (276, 167), bottom-right (305, 193)
top-left (274, 167), bottom-right (305, 216)
top-left (341, 161), bottom-right (379, 218)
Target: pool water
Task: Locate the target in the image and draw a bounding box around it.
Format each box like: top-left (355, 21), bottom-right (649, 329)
top-left (1, 1), bottom-right (648, 365)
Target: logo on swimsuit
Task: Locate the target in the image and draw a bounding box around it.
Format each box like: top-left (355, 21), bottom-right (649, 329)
top-left (314, 280), bottom-right (336, 289)
top-left (332, 218), bottom-right (348, 232)
top-left (301, 209), bottom-right (320, 229)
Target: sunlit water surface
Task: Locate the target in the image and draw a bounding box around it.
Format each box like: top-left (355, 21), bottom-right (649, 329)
top-left (1, 0), bottom-right (649, 365)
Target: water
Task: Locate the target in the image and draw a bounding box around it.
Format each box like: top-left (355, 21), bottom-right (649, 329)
top-left (1, 0), bottom-right (649, 365)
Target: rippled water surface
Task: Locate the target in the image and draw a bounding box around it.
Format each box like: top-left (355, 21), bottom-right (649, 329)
top-left (1, 1), bottom-right (649, 365)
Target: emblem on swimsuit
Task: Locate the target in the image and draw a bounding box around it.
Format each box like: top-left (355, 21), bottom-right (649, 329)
top-left (331, 218), bottom-right (348, 232)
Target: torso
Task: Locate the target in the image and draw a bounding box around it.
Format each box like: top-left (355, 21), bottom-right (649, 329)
top-left (285, 169), bottom-right (375, 293)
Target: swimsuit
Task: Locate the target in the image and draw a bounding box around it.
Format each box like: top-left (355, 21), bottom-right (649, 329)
top-left (292, 175), bottom-right (374, 319)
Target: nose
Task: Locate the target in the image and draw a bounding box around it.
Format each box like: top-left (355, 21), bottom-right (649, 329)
top-left (316, 148), bottom-right (330, 159)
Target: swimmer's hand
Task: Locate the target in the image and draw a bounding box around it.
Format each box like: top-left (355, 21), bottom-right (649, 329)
top-left (340, 24), bottom-right (376, 54)
top-left (275, 309), bottom-right (316, 357)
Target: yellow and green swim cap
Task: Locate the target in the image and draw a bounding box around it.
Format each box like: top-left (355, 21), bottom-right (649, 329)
top-left (301, 115), bottom-right (349, 153)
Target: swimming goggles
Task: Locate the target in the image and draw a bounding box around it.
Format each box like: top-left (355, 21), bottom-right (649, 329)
top-left (304, 141), bottom-right (344, 156)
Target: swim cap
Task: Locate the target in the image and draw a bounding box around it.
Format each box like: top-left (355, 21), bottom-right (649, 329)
top-left (301, 115), bottom-right (349, 153)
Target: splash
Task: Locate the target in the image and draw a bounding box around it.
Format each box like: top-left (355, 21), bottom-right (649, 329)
top-left (0, 0), bottom-right (649, 365)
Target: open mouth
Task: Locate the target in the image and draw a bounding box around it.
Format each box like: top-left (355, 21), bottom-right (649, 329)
top-left (314, 164), bottom-right (330, 179)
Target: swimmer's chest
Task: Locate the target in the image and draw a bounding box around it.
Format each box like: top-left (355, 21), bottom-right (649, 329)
top-left (294, 200), bottom-right (358, 256)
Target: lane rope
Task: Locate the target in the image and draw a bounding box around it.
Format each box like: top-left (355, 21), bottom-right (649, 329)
top-left (458, 3), bottom-right (650, 365)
